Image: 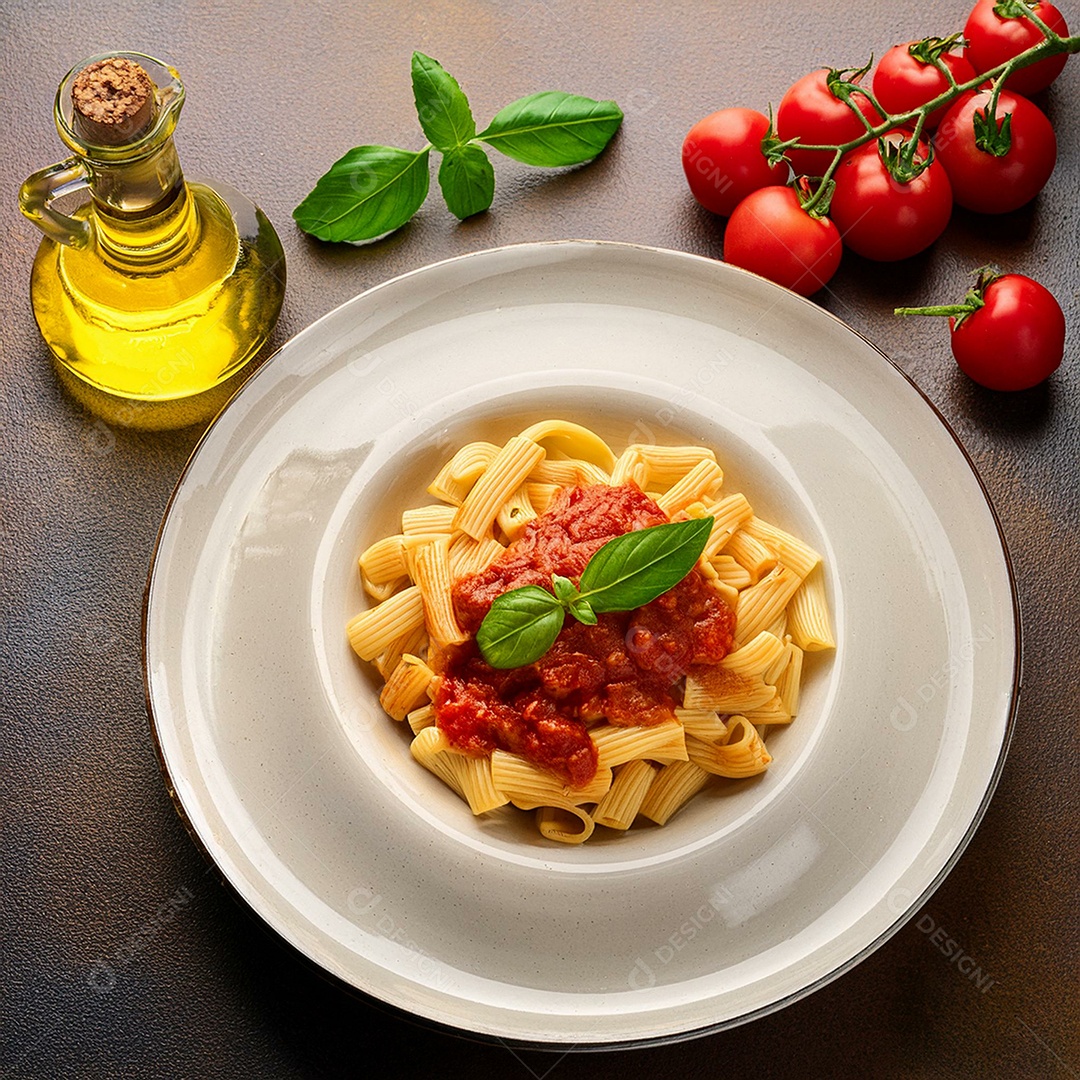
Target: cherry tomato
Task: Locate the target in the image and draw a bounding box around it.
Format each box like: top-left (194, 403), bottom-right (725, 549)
top-left (830, 133), bottom-right (953, 261)
top-left (723, 186), bottom-right (843, 296)
top-left (950, 274), bottom-right (1065, 390)
top-left (776, 69), bottom-right (882, 177)
top-left (872, 43), bottom-right (977, 128)
top-left (682, 108), bottom-right (789, 217)
top-left (964, 0), bottom-right (1070, 96)
top-left (934, 89), bottom-right (1056, 213)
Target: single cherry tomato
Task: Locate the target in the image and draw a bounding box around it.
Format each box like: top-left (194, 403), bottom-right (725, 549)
top-left (964, 0), bottom-right (1070, 96)
top-left (723, 185), bottom-right (843, 296)
top-left (873, 42), bottom-right (977, 128)
top-left (934, 89), bottom-right (1056, 213)
top-left (951, 274), bottom-right (1065, 389)
top-left (776, 68), bottom-right (882, 178)
top-left (681, 108), bottom-right (789, 217)
top-left (830, 132), bottom-right (953, 261)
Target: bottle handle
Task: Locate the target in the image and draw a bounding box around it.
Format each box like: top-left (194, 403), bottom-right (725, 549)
top-left (19, 157), bottom-right (93, 249)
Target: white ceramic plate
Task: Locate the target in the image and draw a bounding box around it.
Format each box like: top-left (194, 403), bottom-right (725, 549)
top-left (145, 241), bottom-right (1017, 1047)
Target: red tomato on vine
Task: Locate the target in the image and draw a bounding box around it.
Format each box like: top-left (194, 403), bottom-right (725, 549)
top-left (681, 108), bottom-right (788, 216)
top-left (934, 88), bottom-right (1056, 213)
top-left (830, 132), bottom-right (953, 261)
top-left (873, 39), bottom-right (977, 128)
top-left (964, 0), bottom-right (1070, 95)
top-left (776, 68), bottom-right (882, 177)
top-left (723, 185), bottom-right (843, 296)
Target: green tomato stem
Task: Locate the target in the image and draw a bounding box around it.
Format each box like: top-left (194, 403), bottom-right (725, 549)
top-left (782, 26), bottom-right (1080, 187)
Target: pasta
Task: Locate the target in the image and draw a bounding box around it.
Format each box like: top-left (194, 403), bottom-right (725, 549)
top-left (346, 421), bottom-right (835, 843)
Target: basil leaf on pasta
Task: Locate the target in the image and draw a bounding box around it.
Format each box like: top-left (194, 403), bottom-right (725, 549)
top-left (476, 585), bottom-right (565, 669)
top-left (578, 517), bottom-right (714, 613)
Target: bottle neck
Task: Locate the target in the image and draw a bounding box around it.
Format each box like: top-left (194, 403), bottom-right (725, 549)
top-left (88, 136), bottom-right (199, 268)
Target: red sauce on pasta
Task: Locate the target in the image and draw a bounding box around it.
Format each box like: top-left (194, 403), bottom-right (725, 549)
top-left (434, 485), bottom-right (736, 788)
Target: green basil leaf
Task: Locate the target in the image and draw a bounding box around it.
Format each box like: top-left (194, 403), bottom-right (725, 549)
top-left (292, 145), bottom-right (430, 243)
top-left (411, 52), bottom-right (476, 150)
top-left (578, 517), bottom-right (714, 613)
top-left (568, 597), bottom-right (598, 626)
top-left (438, 144), bottom-right (495, 219)
top-left (476, 586), bottom-right (565, 669)
top-left (477, 91), bottom-right (623, 167)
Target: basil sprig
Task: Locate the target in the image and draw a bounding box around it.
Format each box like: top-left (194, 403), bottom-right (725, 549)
top-left (293, 52), bottom-right (623, 244)
top-left (476, 517), bottom-right (714, 670)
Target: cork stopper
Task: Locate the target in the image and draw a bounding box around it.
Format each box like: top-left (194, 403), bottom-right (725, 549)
top-left (71, 57), bottom-right (157, 145)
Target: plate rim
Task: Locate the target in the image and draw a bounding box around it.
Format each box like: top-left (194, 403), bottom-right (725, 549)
top-left (141, 238), bottom-right (1021, 1048)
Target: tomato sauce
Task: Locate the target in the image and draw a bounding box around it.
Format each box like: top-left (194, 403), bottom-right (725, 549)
top-left (434, 484), bottom-right (736, 788)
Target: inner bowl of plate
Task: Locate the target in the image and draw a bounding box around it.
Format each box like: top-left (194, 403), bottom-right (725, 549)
top-left (314, 377), bottom-right (840, 872)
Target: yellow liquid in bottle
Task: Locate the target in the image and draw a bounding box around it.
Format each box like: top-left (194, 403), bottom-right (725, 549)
top-left (30, 180), bottom-right (285, 430)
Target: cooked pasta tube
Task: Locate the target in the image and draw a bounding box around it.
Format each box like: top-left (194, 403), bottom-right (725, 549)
top-left (374, 621), bottom-right (428, 680)
top-left (410, 727), bottom-right (466, 800)
top-left (406, 703), bottom-right (436, 735)
top-left (528, 458), bottom-right (610, 487)
top-left (719, 631), bottom-right (787, 678)
top-left (655, 459), bottom-right (725, 516)
top-left (734, 565), bottom-right (803, 645)
top-left (686, 719), bottom-right (772, 778)
top-left (775, 642), bottom-right (805, 717)
top-left (362, 577), bottom-right (407, 603)
top-left (742, 692), bottom-right (792, 725)
top-left (358, 534), bottom-right (408, 587)
top-left (633, 444), bottom-right (718, 488)
top-left (410, 727), bottom-right (509, 814)
top-left (517, 419), bottom-right (616, 472)
top-left (534, 804), bottom-right (595, 844)
top-left (683, 670), bottom-right (776, 712)
top-left (744, 516), bottom-right (822, 579)
top-left (609, 447), bottom-right (648, 487)
top-left (495, 483), bottom-right (537, 541)
top-left (674, 707), bottom-right (730, 743)
top-left (787, 565), bottom-right (836, 651)
top-left (589, 720), bottom-right (687, 769)
top-left (379, 653), bottom-right (436, 720)
top-left (710, 555), bottom-right (753, 590)
top-left (593, 760), bottom-right (658, 830)
top-left (401, 504), bottom-right (457, 535)
top-left (491, 750), bottom-right (612, 804)
top-left (412, 537), bottom-right (469, 648)
top-left (525, 482), bottom-right (559, 514)
top-left (639, 761), bottom-right (711, 825)
top-left (348, 585), bottom-right (425, 662)
top-left (447, 533), bottom-right (506, 580)
top-left (451, 754), bottom-right (511, 815)
top-left (427, 441), bottom-right (500, 505)
top-left (703, 493), bottom-right (753, 558)
top-left (723, 530), bottom-right (778, 584)
top-left (454, 436), bottom-right (545, 539)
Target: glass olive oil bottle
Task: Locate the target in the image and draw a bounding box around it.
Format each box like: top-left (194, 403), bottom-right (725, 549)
top-left (20, 53), bottom-right (285, 430)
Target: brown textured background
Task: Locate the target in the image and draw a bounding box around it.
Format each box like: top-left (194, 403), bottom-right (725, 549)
top-left (2, 1), bottom-right (1078, 1077)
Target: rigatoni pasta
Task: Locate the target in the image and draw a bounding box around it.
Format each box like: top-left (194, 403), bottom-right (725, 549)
top-left (346, 421), bottom-right (835, 844)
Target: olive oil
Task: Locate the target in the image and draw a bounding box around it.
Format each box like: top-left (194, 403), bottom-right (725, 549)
top-left (20, 53), bottom-right (285, 430)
